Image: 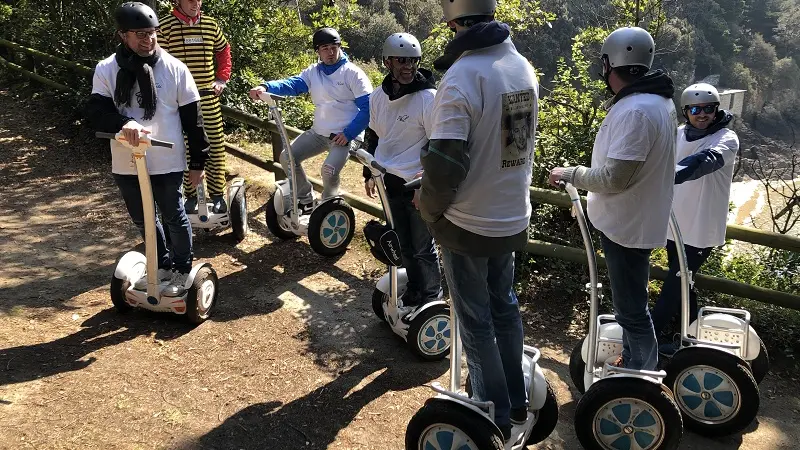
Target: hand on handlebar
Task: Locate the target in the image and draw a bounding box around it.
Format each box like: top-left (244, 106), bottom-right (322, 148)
top-left (248, 85), bottom-right (267, 101)
top-left (548, 167), bottom-right (568, 188)
top-left (120, 121), bottom-right (150, 148)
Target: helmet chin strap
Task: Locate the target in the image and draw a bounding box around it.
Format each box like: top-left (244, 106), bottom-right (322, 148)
top-left (599, 56), bottom-right (616, 95)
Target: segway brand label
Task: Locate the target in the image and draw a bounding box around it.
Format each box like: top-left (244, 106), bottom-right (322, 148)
top-left (500, 89), bottom-right (536, 170)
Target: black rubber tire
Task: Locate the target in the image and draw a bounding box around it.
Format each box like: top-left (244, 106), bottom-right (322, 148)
top-left (406, 304), bottom-right (451, 361)
top-left (308, 198), bottom-right (355, 257)
top-left (185, 266), bottom-right (218, 325)
top-left (569, 338), bottom-right (587, 394)
top-left (110, 275), bottom-right (133, 313)
top-left (664, 347), bottom-right (759, 437)
top-left (230, 185), bottom-right (248, 243)
top-left (526, 378), bottom-right (560, 445)
top-left (575, 377), bottom-right (683, 450)
top-left (371, 288), bottom-right (387, 323)
top-left (749, 338), bottom-right (769, 385)
top-left (465, 374), bottom-right (559, 445)
top-left (405, 400), bottom-right (504, 450)
top-left (265, 192), bottom-right (298, 241)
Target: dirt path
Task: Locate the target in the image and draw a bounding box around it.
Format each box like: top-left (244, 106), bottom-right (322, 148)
top-left (0, 88), bottom-right (798, 450)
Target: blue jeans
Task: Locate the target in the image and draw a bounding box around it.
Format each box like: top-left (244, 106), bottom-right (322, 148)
top-left (651, 240), bottom-right (713, 337)
top-left (113, 172), bottom-right (193, 273)
top-left (600, 233), bottom-right (658, 371)
top-left (279, 130), bottom-right (351, 203)
top-left (440, 247), bottom-right (526, 427)
top-left (387, 191), bottom-right (441, 304)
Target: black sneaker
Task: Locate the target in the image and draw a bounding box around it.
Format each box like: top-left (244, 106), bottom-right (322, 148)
top-left (298, 201), bottom-right (314, 216)
top-left (510, 407), bottom-right (528, 425)
top-left (211, 195), bottom-right (228, 214)
top-left (184, 197), bottom-right (198, 214)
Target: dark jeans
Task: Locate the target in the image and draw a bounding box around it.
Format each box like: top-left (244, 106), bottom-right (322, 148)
top-left (113, 172), bottom-right (193, 273)
top-left (651, 239), bottom-right (713, 337)
top-left (440, 247), bottom-right (526, 427)
top-left (387, 190), bottom-right (442, 303)
top-left (600, 233), bottom-right (658, 371)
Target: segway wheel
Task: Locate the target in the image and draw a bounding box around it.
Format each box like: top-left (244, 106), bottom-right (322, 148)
top-left (527, 379), bottom-right (560, 445)
top-left (371, 288), bottom-right (387, 323)
top-left (464, 375), bottom-right (559, 445)
top-left (407, 304), bottom-right (451, 361)
top-left (265, 192), bottom-right (298, 241)
top-left (185, 266), bottom-right (218, 325)
top-left (230, 184), bottom-right (248, 243)
top-left (110, 275), bottom-right (134, 313)
top-left (405, 400), bottom-right (504, 450)
top-left (308, 198), bottom-right (355, 257)
top-left (575, 377), bottom-right (683, 450)
top-left (664, 347), bottom-right (759, 437)
top-left (569, 338), bottom-right (587, 394)
top-left (749, 338), bottom-right (769, 385)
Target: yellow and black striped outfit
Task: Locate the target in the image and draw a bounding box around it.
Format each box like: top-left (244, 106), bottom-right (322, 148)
top-left (159, 12), bottom-right (229, 198)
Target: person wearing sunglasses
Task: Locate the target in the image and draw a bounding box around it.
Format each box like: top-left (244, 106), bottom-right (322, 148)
top-left (652, 83), bottom-right (740, 357)
top-left (248, 27), bottom-right (373, 215)
top-left (415, 0), bottom-right (539, 441)
top-left (159, 0), bottom-right (233, 214)
top-left (362, 33), bottom-right (442, 309)
top-left (85, 2), bottom-right (210, 296)
top-left (549, 26), bottom-right (677, 372)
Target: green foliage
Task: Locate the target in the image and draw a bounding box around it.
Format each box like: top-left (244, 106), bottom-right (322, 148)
top-left (534, 27), bottom-right (608, 187)
top-left (420, 0), bottom-right (555, 70)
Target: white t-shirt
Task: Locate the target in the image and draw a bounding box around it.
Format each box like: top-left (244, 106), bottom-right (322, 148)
top-left (428, 39), bottom-right (539, 237)
top-left (92, 51), bottom-right (200, 175)
top-left (299, 61), bottom-right (373, 138)
top-left (587, 93), bottom-right (678, 249)
top-left (369, 86), bottom-right (436, 180)
top-left (670, 126), bottom-right (739, 248)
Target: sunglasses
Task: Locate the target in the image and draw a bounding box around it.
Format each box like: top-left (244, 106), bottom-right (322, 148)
top-left (391, 56), bottom-right (421, 65)
top-left (688, 105), bottom-right (717, 115)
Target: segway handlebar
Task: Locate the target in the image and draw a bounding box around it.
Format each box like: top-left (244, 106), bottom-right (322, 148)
top-left (95, 132), bottom-right (173, 148)
top-left (349, 146), bottom-right (387, 174)
top-left (404, 178), bottom-right (421, 191)
top-left (256, 91), bottom-right (286, 106)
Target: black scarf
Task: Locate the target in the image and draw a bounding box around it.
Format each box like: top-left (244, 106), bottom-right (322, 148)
top-left (684, 110), bottom-right (734, 142)
top-left (114, 44), bottom-right (160, 121)
top-left (611, 69), bottom-right (675, 105)
top-left (433, 21), bottom-right (511, 71)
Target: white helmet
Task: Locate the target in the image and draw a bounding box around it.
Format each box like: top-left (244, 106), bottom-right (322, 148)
top-left (681, 83), bottom-right (721, 108)
top-left (601, 26), bottom-right (655, 71)
top-left (440, 0), bottom-right (496, 22)
top-left (382, 33), bottom-right (422, 59)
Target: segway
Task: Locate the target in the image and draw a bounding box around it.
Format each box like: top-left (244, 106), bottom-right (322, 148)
top-left (562, 181), bottom-right (683, 450)
top-left (348, 155), bottom-right (451, 361)
top-left (256, 92), bottom-right (355, 257)
top-left (657, 221), bottom-right (764, 436)
top-left (183, 88), bottom-right (248, 243)
top-left (405, 184), bottom-right (559, 449)
top-left (96, 132), bottom-right (218, 325)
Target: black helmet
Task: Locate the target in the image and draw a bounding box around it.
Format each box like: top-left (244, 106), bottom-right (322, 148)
top-left (115, 2), bottom-right (159, 31)
top-left (312, 27), bottom-right (341, 50)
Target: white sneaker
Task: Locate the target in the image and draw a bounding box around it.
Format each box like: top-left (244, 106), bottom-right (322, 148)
top-left (133, 268), bottom-right (173, 290)
top-left (162, 271), bottom-right (189, 297)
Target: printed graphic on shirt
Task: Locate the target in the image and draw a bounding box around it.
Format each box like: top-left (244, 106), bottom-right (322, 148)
top-left (500, 89), bottom-right (535, 169)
